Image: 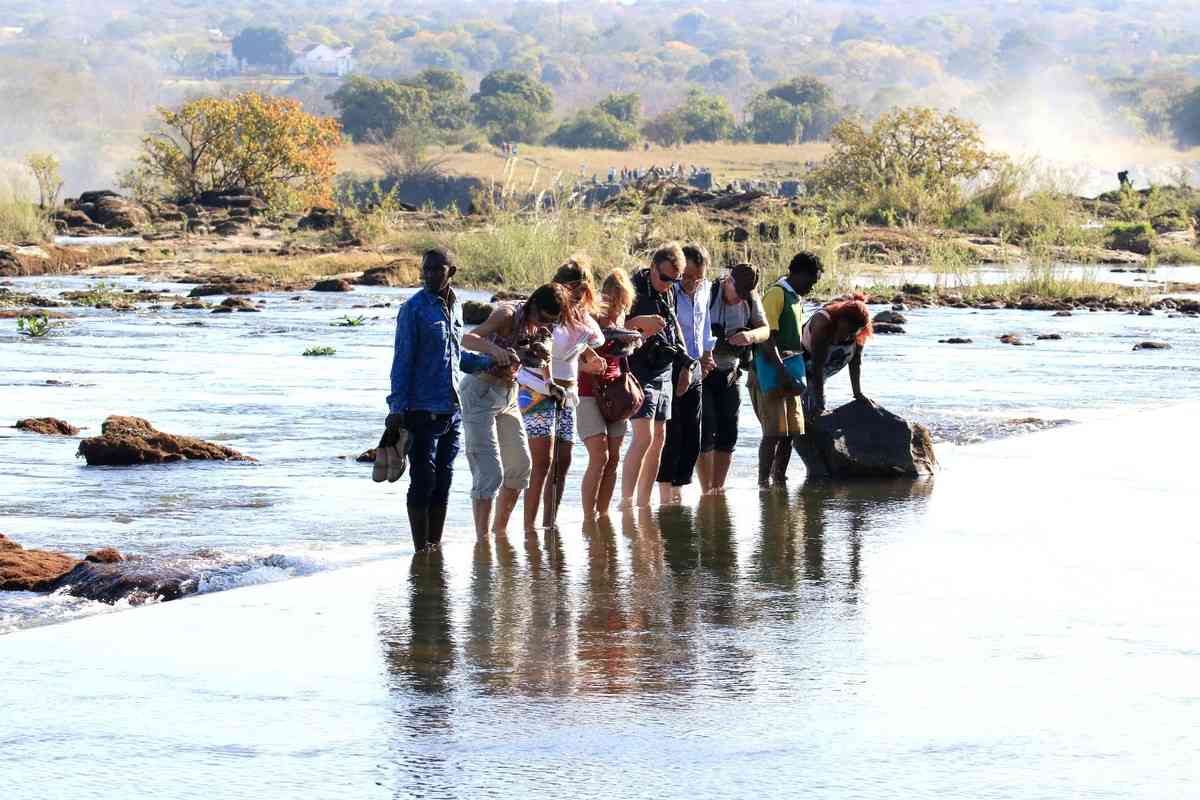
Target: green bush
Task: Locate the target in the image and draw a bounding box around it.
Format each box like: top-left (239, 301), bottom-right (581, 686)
top-left (1105, 221), bottom-right (1156, 254)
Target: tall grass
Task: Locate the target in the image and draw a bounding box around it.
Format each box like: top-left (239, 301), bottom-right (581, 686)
top-left (0, 174), bottom-right (53, 242)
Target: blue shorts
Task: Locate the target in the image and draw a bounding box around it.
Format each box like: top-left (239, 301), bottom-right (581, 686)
top-left (631, 380), bottom-right (672, 422)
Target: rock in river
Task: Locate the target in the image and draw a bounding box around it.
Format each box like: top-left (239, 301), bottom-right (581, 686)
top-left (872, 322), bottom-right (906, 335)
top-left (463, 300), bottom-right (494, 325)
top-left (76, 415), bottom-right (256, 466)
top-left (794, 399), bottom-right (937, 479)
top-left (15, 417), bottom-right (79, 436)
top-left (0, 534), bottom-right (78, 591)
top-left (311, 278), bottom-right (354, 293)
top-left (0, 534), bottom-right (186, 604)
top-left (1133, 341), bottom-right (1170, 351)
top-left (873, 310), bottom-right (908, 325)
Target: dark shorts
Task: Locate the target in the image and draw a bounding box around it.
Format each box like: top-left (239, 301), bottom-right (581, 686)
top-left (631, 379), bottom-right (672, 422)
top-left (701, 370), bottom-right (742, 453)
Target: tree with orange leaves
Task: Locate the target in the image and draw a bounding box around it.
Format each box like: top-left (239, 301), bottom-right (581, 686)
top-left (137, 92), bottom-right (342, 208)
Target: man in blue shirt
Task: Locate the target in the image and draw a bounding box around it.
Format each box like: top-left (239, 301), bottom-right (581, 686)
top-left (656, 243), bottom-right (716, 502)
top-left (384, 248), bottom-right (488, 552)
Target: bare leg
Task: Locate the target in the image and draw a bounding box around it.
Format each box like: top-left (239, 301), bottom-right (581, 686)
top-left (758, 436), bottom-right (778, 487)
top-left (637, 421), bottom-right (667, 507)
top-left (543, 442), bottom-right (572, 528)
top-left (771, 438), bottom-right (792, 484)
top-left (493, 487), bottom-right (521, 535)
top-left (597, 437), bottom-right (622, 515)
top-left (473, 498), bottom-right (493, 538)
top-left (711, 451), bottom-right (733, 493)
top-left (581, 435), bottom-right (609, 519)
top-left (524, 437), bottom-right (551, 532)
top-left (621, 418), bottom-right (653, 507)
top-left (697, 451), bottom-right (713, 493)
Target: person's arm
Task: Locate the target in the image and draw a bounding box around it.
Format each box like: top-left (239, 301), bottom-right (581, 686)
top-left (699, 289), bottom-right (716, 376)
top-left (729, 294), bottom-right (770, 346)
top-left (804, 314), bottom-right (833, 415)
top-left (386, 302), bottom-right (416, 415)
top-left (626, 315), bottom-right (665, 336)
top-left (849, 344), bottom-right (866, 401)
top-left (462, 305), bottom-right (518, 366)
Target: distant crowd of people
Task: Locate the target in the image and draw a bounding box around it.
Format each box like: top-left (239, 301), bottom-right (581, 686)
top-left (382, 245), bottom-right (874, 551)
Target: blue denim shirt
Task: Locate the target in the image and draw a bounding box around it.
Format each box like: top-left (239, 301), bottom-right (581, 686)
top-left (677, 278), bottom-right (717, 360)
top-left (387, 288), bottom-right (490, 414)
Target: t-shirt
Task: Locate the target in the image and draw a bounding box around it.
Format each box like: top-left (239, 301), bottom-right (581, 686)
top-left (551, 316), bottom-right (604, 382)
top-left (761, 277), bottom-right (804, 353)
top-left (708, 280), bottom-right (766, 372)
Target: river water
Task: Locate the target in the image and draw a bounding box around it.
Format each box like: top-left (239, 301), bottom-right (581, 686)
top-left (1, 274), bottom-right (1198, 634)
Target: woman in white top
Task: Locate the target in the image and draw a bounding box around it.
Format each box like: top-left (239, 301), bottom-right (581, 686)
top-left (521, 255), bottom-right (606, 532)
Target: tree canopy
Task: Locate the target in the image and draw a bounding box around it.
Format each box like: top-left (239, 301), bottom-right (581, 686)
top-left (232, 27), bottom-right (292, 70)
top-left (471, 69), bottom-right (554, 144)
top-left (138, 93), bottom-right (341, 207)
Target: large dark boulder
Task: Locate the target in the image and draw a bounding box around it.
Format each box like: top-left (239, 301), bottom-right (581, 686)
top-left (311, 278), bottom-right (353, 292)
top-left (76, 415), bottom-right (255, 465)
top-left (90, 196), bottom-right (150, 229)
top-left (795, 399), bottom-right (937, 479)
top-left (0, 534), bottom-right (186, 604)
top-left (463, 300), bottom-right (494, 325)
top-left (297, 207), bottom-right (339, 231)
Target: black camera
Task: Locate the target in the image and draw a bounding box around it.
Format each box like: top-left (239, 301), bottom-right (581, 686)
top-left (514, 329), bottom-right (552, 369)
top-left (712, 323), bottom-right (754, 370)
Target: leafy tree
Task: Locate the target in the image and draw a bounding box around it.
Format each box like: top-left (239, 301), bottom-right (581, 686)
top-left (328, 76), bottom-right (433, 141)
top-left (24, 153), bottom-right (64, 209)
top-left (813, 107), bottom-right (992, 201)
top-left (747, 96), bottom-right (806, 144)
top-left (1171, 87), bottom-right (1200, 148)
top-left (754, 76), bottom-right (839, 141)
top-left (401, 69), bottom-right (472, 132)
top-left (137, 93), bottom-right (342, 207)
top-left (232, 27), bottom-right (293, 70)
top-left (642, 112), bottom-right (687, 147)
top-left (597, 92), bottom-right (641, 125)
top-left (686, 51), bottom-right (751, 85)
top-left (675, 89), bottom-right (736, 142)
top-left (547, 110), bottom-right (638, 150)
top-left (471, 70), bottom-right (553, 144)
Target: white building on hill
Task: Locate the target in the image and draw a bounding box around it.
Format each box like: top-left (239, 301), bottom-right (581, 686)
top-left (292, 44), bottom-right (354, 77)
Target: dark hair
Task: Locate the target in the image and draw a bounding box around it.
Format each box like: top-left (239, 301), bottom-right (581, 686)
top-left (527, 282), bottom-right (568, 319)
top-left (682, 243), bottom-right (710, 271)
top-left (422, 247), bottom-right (454, 271)
top-left (651, 241), bottom-right (686, 274)
top-left (788, 251), bottom-right (823, 277)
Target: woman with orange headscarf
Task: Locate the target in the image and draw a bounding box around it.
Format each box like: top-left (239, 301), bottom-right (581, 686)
top-left (800, 293), bottom-right (874, 418)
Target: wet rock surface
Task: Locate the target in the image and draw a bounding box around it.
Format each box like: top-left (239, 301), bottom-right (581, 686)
top-left (76, 415), bottom-right (256, 466)
top-left (795, 399), bottom-right (937, 479)
top-left (312, 278), bottom-right (354, 293)
top-left (1133, 341), bottom-right (1170, 350)
top-left (463, 300), bottom-right (494, 325)
top-left (14, 417), bottom-right (79, 436)
top-left (0, 534), bottom-right (78, 591)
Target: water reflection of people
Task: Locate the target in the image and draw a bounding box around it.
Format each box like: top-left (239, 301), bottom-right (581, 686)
top-left (576, 517), bottom-right (635, 692)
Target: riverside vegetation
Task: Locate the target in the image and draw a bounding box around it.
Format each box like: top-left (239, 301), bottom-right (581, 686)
top-left (3, 102), bottom-right (1200, 312)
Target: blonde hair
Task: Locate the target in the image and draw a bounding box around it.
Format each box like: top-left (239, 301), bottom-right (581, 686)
top-left (552, 252), bottom-right (597, 327)
top-left (600, 267), bottom-right (635, 319)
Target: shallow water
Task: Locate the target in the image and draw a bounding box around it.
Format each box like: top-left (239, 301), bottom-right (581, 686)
top-left (1, 274), bottom-right (1198, 632)
top-left (2, 410), bottom-right (1197, 798)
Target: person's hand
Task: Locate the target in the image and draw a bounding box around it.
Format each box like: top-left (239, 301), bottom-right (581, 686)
top-left (675, 365), bottom-right (692, 398)
top-left (491, 346), bottom-right (520, 367)
top-left (700, 352), bottom-right (716, 378)
top-left (629, 315), bottom-right (666, 337)
top-left (581, 350), bottom-right (607, 375)
top-left (547, 383), bottom-right (568, 402)
top-left (728, 331), bottom-right (752, 347)
top-left (381, 412), bottom-right (406, 447)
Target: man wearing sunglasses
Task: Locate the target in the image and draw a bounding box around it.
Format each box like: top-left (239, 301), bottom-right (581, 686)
top-left (621, 242), bottom-right (689, 508)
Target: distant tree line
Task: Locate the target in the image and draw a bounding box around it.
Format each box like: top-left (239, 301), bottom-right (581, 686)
top-left (327, 64), bottom-right (845, 151)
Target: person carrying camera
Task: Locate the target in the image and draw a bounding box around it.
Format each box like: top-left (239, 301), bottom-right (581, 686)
top-left (655, 243), bottom-right (716, 504)
top-left (383, 248), bottom-right (492, 553)
top-left (461, 284), bottom-right (566, 538)
top-left (621, 242), bottom-right (690, 508)
top-left (697, 263), bottom-right (769, 494)
top-left (522, 256), bottom-right (608, 533)
top-left (752, 251), bottom-right (823, 488)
